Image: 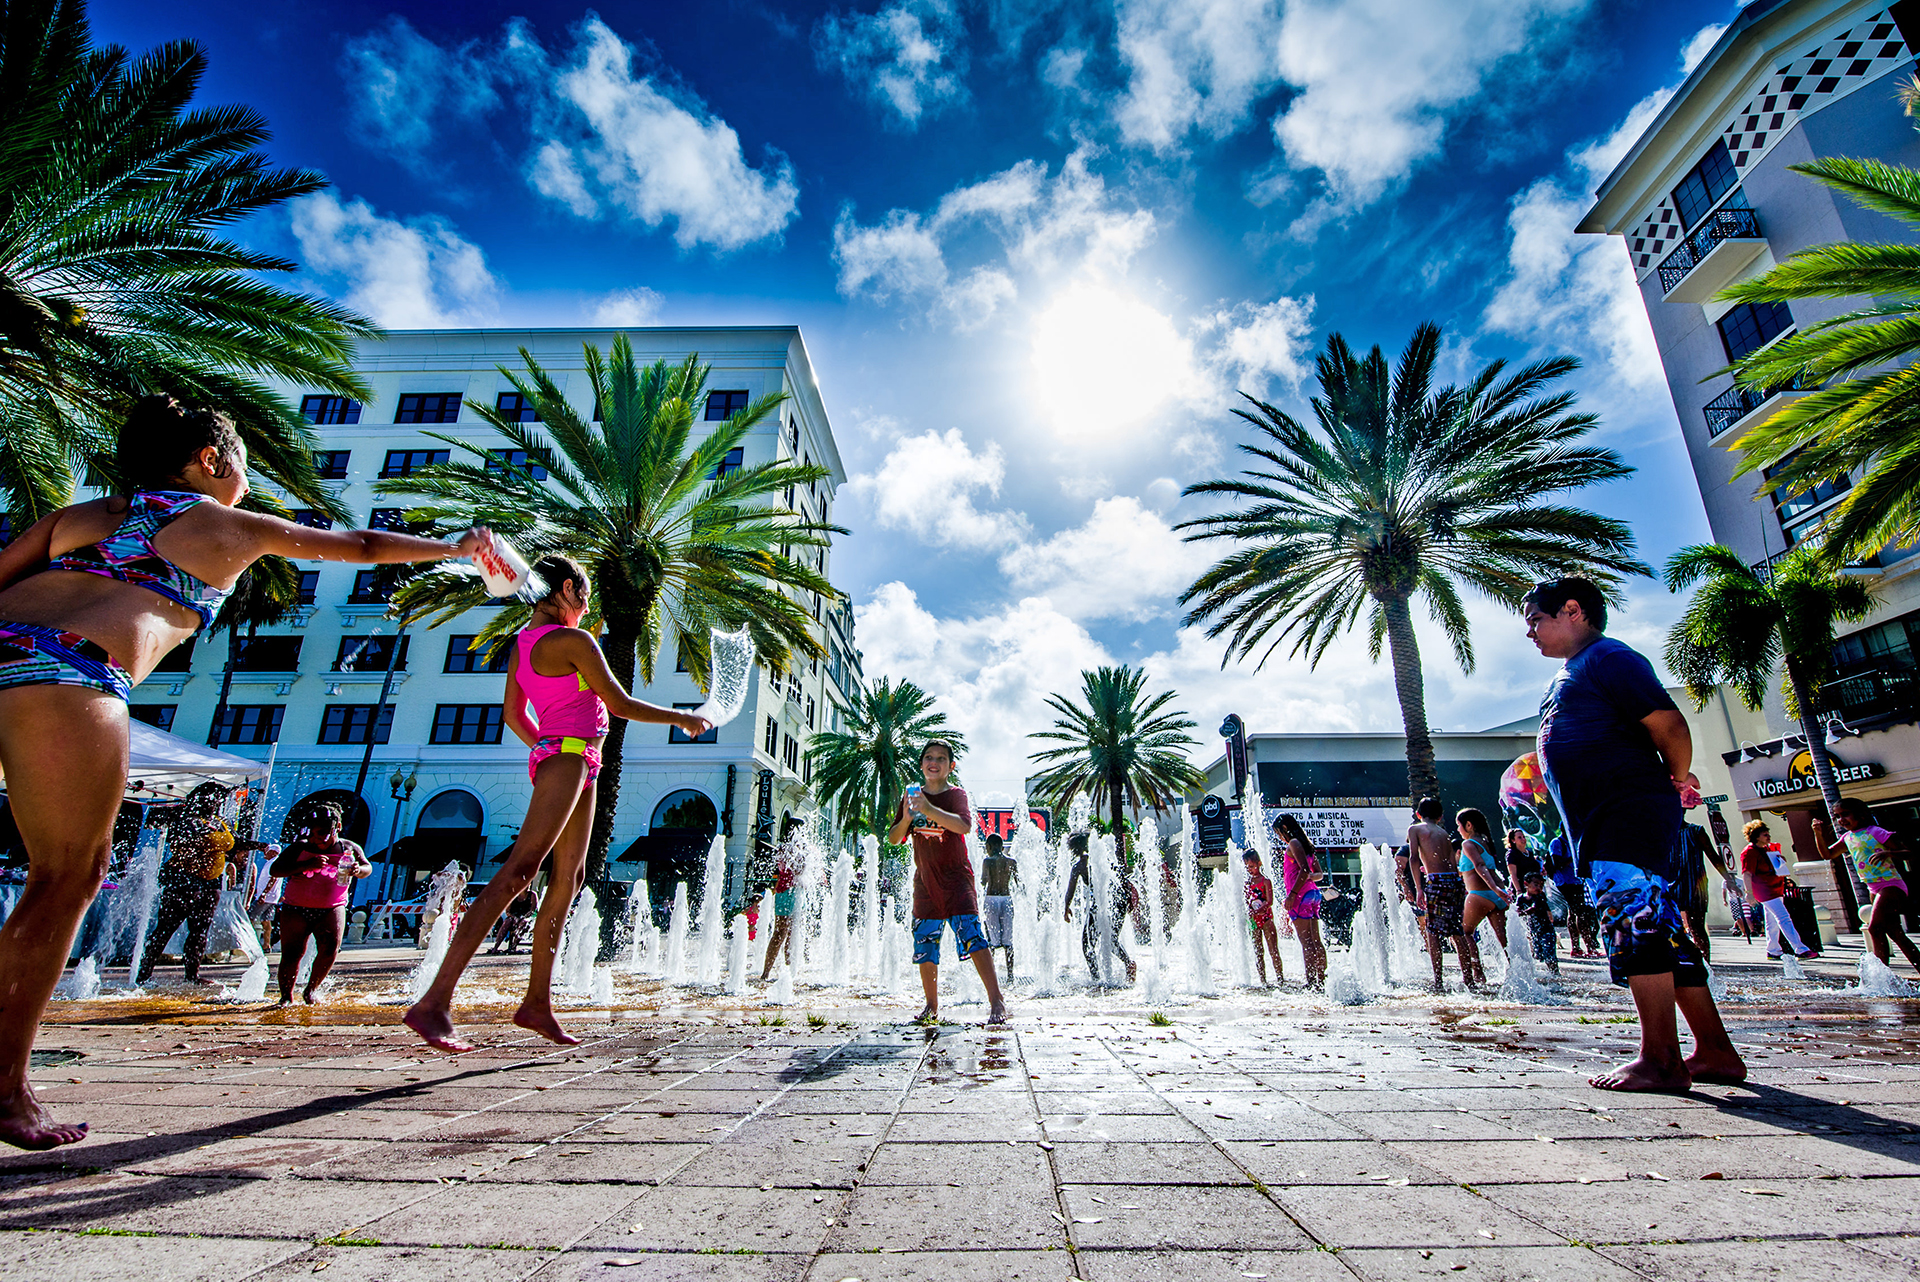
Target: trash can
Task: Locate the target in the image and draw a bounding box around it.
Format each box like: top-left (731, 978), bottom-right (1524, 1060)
top-left (1783, 881), bottom-right (1821, 950)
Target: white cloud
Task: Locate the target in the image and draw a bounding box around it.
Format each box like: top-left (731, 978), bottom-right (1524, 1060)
top-left (1113, 0), bottom-right (1285, 152)
top-left (592, 286), bottom-right (664, 326)
top-left (1000, 495), bottom-right (1214, 622)
top-left (844, 428), bottom-right (1031, 550)
top-left (340, 16), bottom-right (503, 166)
top-left (289, 193), bottom-right (499, 328)
top-left (815, 0), bottom-right (969, 128)
top-left (1681, 22), bottom-right (1727, 73)
top-left (1198, 295), bottom-right (1316, 396)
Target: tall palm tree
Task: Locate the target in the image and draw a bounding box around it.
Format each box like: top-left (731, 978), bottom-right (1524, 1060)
top-left (1, 0), bottom-right (369, 524)
top-left (1178, 323), bottom-right (1648, 803)
top-left (1664, 543), bottom-right (1874, 823)
top-left (1027, 666), bottom-right (1206, 862)
top-left (806, 677), bottom-right (965, 846)
top-left (204, 557), bottom-right (300, 746)
top-left (381, 334), bottom-right (840, 890)
top-left (1717, 75), bottom-right (1920, 565)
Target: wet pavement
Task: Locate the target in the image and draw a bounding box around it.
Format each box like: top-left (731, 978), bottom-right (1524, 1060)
top-left (4, 944), bottom-right (1919, 1280)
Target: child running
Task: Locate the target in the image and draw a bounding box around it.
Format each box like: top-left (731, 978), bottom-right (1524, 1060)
top-left (888, 739), bottom-right (1007, 1024)
top-left (1515, 871), bottom-right (1560, 976)
top-left (404, 556), bottom-right (711, 1051)
top-left (0, 397), bottom-right (489, 1149)
top-left (1824, 799), bottom-right (1920, 973)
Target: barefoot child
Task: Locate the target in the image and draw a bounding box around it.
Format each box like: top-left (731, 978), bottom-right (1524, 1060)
top-left (404, 556), bottom-right (711, 1051)
top-left (0, 396), bottom-right (490, 1149)
top-left (1524, 578), bottom-right (1743, 1093)
top-left (1242, 850), bottom-right (1283, 986)
top-left (887, 739), bottom-right (1007, 1024)
top-left (270, 800), bottom-right (370, 1004)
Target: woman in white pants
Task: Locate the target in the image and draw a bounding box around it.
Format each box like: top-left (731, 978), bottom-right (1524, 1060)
top-left (1739, 820), bottom-right (1818, 960)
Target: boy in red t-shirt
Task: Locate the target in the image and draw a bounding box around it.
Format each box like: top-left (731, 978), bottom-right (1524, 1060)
top-left (887, 739), bottom-right (1008, 1025)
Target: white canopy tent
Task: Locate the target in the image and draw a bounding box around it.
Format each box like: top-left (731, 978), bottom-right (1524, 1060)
top-left (0, 720), bottom-right (270, 802)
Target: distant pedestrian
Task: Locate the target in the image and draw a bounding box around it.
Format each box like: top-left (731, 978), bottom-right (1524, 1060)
top-left (241, 842), bottom-right (284, 952)
top-left (270, 801), bottom-right (370, 1004)
top-left (1739, 820), bottom-right (1813, 960)
top-left (1825, 799), bottom-right (1920, 973)
top-left (1525, 576), bottom-right (1744, 1092)
top-left (1065, 831), bottom-right (1136, 985)
top-left (980, 833), bottom-right (1018, 981)
top-left (1405, 797), bottom-right (1482, 991)
top-left (759, 835), bottom-right (802, 982)
top-left (1276, 814), bottom-right (1326, 990)
top-left (1722, 874), bottom-right (1754, 943)
top-left (1242, 850), bottom-right (1283, 986)
top-left (490, 889), bottom-right (536, 954)
top-left (1516, 871), bottom-right (1560, 976)
top-left (1678, 820), bottom-right (1733, 963)
top-left (1455, 808), bottom-right (1510, 952)
top-left (890, 740), bottom-right (1006, 1024)
top-left (1548, 834), bottom-right (1601, 958)
top-left (1505, 830), bottom-right (1541, 891)
top-left (138, 784), bottom-right (266, 985)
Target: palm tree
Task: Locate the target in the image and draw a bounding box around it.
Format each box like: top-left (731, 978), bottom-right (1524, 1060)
top-left (1, 0), bottom-right (370, 524)
top-left (1664, 543), bottom-right (1874, 823)
top-left (1178, 323), bottom-right (1648, 803)
top-left (381, 334), bottom-right (840, 890)
top-left (806, 677), bottom-right (965, 846)
top-left (1027, 666), bottom-right (1206, 862)
top-left (204, 557), bottom-right (300, 746)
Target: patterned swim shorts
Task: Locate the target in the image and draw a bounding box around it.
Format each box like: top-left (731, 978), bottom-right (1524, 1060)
top-left (912, 914), bottom-right (989, 964)
top-left (1589, 856), bottom-right (1707, 989)
top-left (528, 735), bottom-right (602, 787)
top-left (0, 621), bottom-right (131, 701)
top-left (1423, 871), bottom-right (1465, 940)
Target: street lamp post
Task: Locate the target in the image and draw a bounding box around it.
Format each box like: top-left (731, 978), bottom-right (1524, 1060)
top-left (379, 766), bottom-right (418, 901)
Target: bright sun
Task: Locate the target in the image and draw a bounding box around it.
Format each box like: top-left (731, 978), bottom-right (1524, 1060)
top-left (1030, 283), bottom-right (1193, 444)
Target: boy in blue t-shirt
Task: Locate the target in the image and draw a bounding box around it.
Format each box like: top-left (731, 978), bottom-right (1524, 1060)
top-left (1524, 578), bottom-right (1743, 1094)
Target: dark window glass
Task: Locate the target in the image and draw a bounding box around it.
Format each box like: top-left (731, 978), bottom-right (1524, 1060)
top-left (233, 636), bottom-right (302, 671)
top-left (290, 509), bottom-right (333, 529)
top-left (495, 392), bottom-right (540, 422)
top-left (347, 570), bottom-right (392, 603)
top-left (669, 703), bottom-right (719, 744)
top-left (152, 637), bottom-right (196, 673)
top-left (334, 634), bottom-right (409, 672)
top-left (379, 449), bottom-right (449, 477)
top-left (296, 571), bottom-right (319, 604)
top-left (431, 704), bottom-right (504, 745)
top-left (313, 450), bottom-right (352, 478)
top-left (783, 733), bottom-right (799, 771)
top-left (394, 394), bottom-right (462, 424)
top-left (368, 508), bottom-right (405, 529)
top-left (1671, 141), bottom-right (1740, 230)
top-left (300, 396), bottom-right (361, 425)
top-left (129, 705), bottom-right (176, 732)
top-left (1717, 301), bottom-right (1794, 362)
top-left (763, 715), bottom-right (778, 755)
top-left (317, 704), bottom-right (391, 745)
top-left (486, 448), bottom-right (549, 480)
top-left (707, 446), bottom-right (744, 480)
top-left (445, 635), bottom-right (510, 673)
top-left (704, 390), bottom-right (749, 421)
top-left (211, 704), bottom-right (283, 745)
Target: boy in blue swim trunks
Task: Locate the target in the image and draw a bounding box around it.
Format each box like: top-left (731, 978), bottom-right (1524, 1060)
top-left (1525, 578), bottom-right (1743, 1094)
top-left (888, 739), bottom-right (1008, 1025)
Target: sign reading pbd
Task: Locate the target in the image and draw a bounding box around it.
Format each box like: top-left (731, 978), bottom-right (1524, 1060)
top-left (1752, 749), bottom-right (1884, 799)
top-left (1194, 794), bottom-right (1233, 853)
top-left (976, 807), bottom-right (1050, 840)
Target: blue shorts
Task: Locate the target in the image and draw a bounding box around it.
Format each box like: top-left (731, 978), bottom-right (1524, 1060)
top-left (1589, 852), bottom-right (1706, 989)
top-left (912, 914), bottom-right (989, 964)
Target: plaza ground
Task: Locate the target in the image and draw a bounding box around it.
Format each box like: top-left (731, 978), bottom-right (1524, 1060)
top-left (2, 939), bottom-right (1917, 1281)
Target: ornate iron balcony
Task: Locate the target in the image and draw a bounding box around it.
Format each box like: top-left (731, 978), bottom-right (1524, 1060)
top-left (1659, 205), bottom-right (1763, 295)
top-left (1703, 383), bottom-right (1770, 438)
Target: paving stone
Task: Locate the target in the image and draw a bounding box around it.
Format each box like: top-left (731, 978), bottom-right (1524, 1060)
top-left (1275, 1183), bottom-right (1566, 1249)
top-left (573, 1185), bottom-right (838, 1252)
top-left (883, 1112), bottom-right (1044, 1142)
top-left (249, 1243), bottom-right (558, 1281)
top-left (538, 1251), bottom-right (809, 1281)
top-left (808, 1249), bottom-right (1081, 1280)
top-left (829, 1183), bottom-right (1067, 1251)
top-left (1386, 1138), bottom-right (1629, 1185)
top-left (45, 1171), bottom-right (433, 1239)
top-left (1553, 1132), bottom-right (1920, 1180)
top-left (1225, 1139), bottom-right (1450, 1186)
top-left (667, 1140), bottom-right (873, 1188)
top-left (1339, 1245), bottom-right (1648, 1281)
top-left (860, 1140), bottom-right (1053, 1186)
top-left (1031, 1091), bottom-right (1175, 1115)
top-left (1059, 1183), bottom-right (1312, 1250)
top-left (1076, 1246), bottom-right (1364, 1280)
top-left (1477, 1176), bottom-right (1920, 1245)
top-left (1047, 1140), bottom-right (1248, 1185)
top-left (0, 1226), bottom-right (306, 1280)
top-left (356, 1180), bottom-right (642, 1248)
top-left (120, 1134), bottom-right (371, 1178)
top-left (1595, 1238), bottom-right (1920, 1281)
top-left (1042, 1112), bottom-right (1205, 1142)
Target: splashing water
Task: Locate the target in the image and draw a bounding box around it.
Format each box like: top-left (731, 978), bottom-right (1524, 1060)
top-left (57, 957), bottom-right (101, 1000)
top-left (663, 883), bottom-right (690, 982)
top-left (694, 835), bottom-right (728, 985)
top-left (555, 887), bottom-right (600, 994)
top-left (1497, 902), bottom-right (1552, 1004)
top-left (726, 914), bottom-right (749, 995)
top-left (1857, 953), bottom-right (1913, 996)
top-left (691, 625), bottom-right (756, 727)
top-left (1782, 953), bottom-right (1807, 981)
top-left (407, 862), bottom-right (467, 1001)
top-left (235, 954), bottom-right (270, 1002)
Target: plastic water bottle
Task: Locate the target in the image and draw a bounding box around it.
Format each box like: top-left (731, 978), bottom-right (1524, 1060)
top-left (473, 532), bottom-right (531, 597)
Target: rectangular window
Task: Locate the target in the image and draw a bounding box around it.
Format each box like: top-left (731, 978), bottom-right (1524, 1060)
top-left (669, 703), bottom-right (719, 744)
top-left (704, 390), bottom-right (750, 421)
top-left (707, 446), bottom-right (744, 480)
top-left (299, 396), bottom-right (361, 425)
top-left (347, 570), bottom-right (392, 604)
top-left (486, 448), bottom-right (549, 480)
top-left (318, 704), bottom-right (392, 745)
top-left (368, 507), bottom-right (406, 529)
top-left (805, 695), bottom-right (815, 729)
top-left (211, 704), bottom-right (283, 745)
top-left (1671, 141), bottom-right (1740, 231)
top-left (764, 715), bottom-right (778, 755)
top-left (153, 637), bottom-right (196, 673)
top-left (313, 450), bottom-right (352, 478)
top-left (1717, 300), bottom-right (1794, 363)
top-left (379, 449), bottom-right (450, 478)
top-left (783, 733), bottom-right (799, 772)
top-left (335, 634), bottom-right (409, 672)
top-left (289, 509), bottom-right (333, 530)
top-left (296, 570), bottom-right (319, 604)
top-left (233, 636), bottom-right (302, 671)
top-left (495, 392), bottom-right (540, 422)
top-left (431, 704), bottom-right (504, 744)
top-left (444, 634), bottom-right (510, 673)
top-left (394, 393), bottom-right (462, 424)
top-left (129, 705), bottom-right (176, 732)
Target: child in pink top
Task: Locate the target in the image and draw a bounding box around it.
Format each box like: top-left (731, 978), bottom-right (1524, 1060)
top-left (270, 800), bottom-right (370, 1005)
top-left (404, 555), bottom-right (712, 1052)
top-left (1826, 799), bottom-right (1920, 974)
top-left (1275, 813), bottom-right (1327, 991)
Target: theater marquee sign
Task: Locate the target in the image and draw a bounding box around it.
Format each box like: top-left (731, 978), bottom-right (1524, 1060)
top-left (1751, 749), bottom-right (1884, 800)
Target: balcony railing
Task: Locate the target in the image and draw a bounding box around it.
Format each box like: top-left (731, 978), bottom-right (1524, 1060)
top-left (1703, 383), bottom-right (1770, 438)
top-left (1658, 205), bottom-right (1763, 297)
top-left (1819, 668), bottom-right (1920, 723)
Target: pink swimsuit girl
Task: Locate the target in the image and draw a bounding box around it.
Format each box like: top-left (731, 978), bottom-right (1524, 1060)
top-left (515, 624), bottom-right (611, 787)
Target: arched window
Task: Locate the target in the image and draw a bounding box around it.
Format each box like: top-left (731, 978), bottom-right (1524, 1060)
top-left (651, 789), bottom-right (716, 838)
top-left (416, 789), bottom-right (483, 832)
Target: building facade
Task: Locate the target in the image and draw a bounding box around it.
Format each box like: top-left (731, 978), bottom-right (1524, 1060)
top-left (127, 326), bottom-right (857, 912)
top-left (1581, 0), bottom-right (1920, 923)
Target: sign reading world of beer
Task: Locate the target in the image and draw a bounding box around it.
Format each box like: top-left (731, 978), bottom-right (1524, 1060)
top-left (1753, 748), bottom-right (1884, 799)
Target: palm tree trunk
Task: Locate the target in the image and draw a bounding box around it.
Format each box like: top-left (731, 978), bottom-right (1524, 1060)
top-left (1381, 595), bottom-right (1441, 805)
top-left (1785, 653), bottom-right (1862, 932)
top-left (587, 616), bottom-right (640, 885)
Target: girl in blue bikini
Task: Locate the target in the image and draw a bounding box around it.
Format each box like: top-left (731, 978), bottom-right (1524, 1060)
top-left (0, 397), bottom-right (487, 1150)
top-left (1455, 807), bottom-right (1512, 952)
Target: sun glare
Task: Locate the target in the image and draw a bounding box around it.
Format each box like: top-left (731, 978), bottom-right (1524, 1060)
top-left (1030, 283), bottom-right (1193, 443)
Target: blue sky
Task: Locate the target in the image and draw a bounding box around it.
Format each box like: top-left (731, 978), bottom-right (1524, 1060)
top-left (96, 0), bottom-right (1749, 794)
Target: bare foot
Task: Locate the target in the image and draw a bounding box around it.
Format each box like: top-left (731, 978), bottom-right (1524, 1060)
top-left (402, 1003), bottom-right (474, 1053)
top-left (913, 1004), bottom-right (937, 1025)
top-left (986, 1002), bottom-right (1008, 1025)
top-left (1590, 1055), bottom-right (1691, 1094)
top-left (274, 995), bottom-right (293, 1008)
top-left (301, 988), bottom-right (317, 1005)
top-left (1684, 1048), bottom-right (1747, 1085)
top-left (513, 1004), bottom-right (582, 1046)
top-left (0, 1088), bottom-right (89, 1151)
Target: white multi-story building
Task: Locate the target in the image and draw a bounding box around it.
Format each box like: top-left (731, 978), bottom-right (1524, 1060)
top-left (129, 325), bottom-right (858, 913)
